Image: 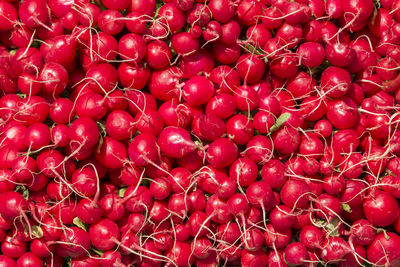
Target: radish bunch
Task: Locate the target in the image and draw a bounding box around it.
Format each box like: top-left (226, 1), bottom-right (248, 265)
top-left (1, 0), bottom-right (400, 266)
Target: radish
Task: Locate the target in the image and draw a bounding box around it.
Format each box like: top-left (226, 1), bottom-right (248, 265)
top-left (208, 0), bottom-right (235, 23)
top-left (1, 234), bottom-right (27, 258)
top-left (57, 227), bottom-right (91, 258)
top-left (226, 114), bottom-right (254, 145)
top-left (49, 98), bottom-right (75, 124)
top-left (68, 116), bottom-right (100, 150)
top-left (179, 49), bottom-right (215, 79)
top-left (268, 249), bottom-right (288, 267)
top-left (0, 191), bottom-right (28, 220)
top-left (158, 127), bottom-right (197, 159)
top-left (280, 179), bottom-right (310, 209)
top-left (16, 252), bottom-right (43, 266)
top-left (326, 97), bottom-right (359, 129)
top-left (229, 158), bottom-right (258, 187)
top-left (367, 232), bottom-right (400, 266)
top-left (18, 0), bottom-right (49, 28)
top-left (89, 218), bottom-right (120, 251)
top-left (320, 237), bottom-right (352, 263)
top-left (236, 53), bottom-right (266, 84)
top-left (0, 0), bottom-right (17, 31)
top-left (264, 224), bottom-right (292, 249)
top-left (206, 138), bottom-right (238, 168)
top-left (100, 193), bottom-right (125, 221)
top-left (182, 76), bottom-right (215, 106)
top-left (0, 255), bottom-right (15, 266)
top-left (321, 67), bottom-right (352, 98)
top-left (270, 205), bottom-right (295, 231)
top-left (363, 191), bottom-right (400, 227)
top-left (234, 85), bottom-right (259, 111)
top-left (299, 225), bottom-right (323, 250)
top-left (166, 241), bottom-right (194, 267)
top-left (40, 35), bottom-right (77, 68)
top-left (284, 242), bottom-right (309, 266)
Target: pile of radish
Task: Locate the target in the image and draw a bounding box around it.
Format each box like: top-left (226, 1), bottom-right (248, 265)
top-left (2, 0), bottom-right (400, 266)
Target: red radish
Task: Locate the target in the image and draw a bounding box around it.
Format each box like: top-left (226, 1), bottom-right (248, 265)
top-left (11, 48), bottom-right (43, 76)
top-left (68, 117), bottom-right (100, 150)
top-left (287, 71), bottom-right (316, 99)
top-left (268, 249), bottom-right (288, 267)
top-left (188, 211), bottom-right (210, 237)
top-left (172, 32), bottom-right (199, 55)
top-left (40, 35), bottom-right (77, 68)
top-left (326, 97), bottom-right (359, 129)
top-left (100, 194), bottom-right (125, 221)
top-left (182, 76), bottom-right (215, 106)
top-left (124, 186), bottom-right (153, 213)
top-left (98, 10), bottom-right (124, 35)
top-left (191, 237), bottom-right (212, 259)
top-left (0, 191), bottom-right (28, 220)
top-left (234, 85), bottom-right (259, 111)
top-left (212, 42), bottom-right (241, 64)
top-left (208, 0), bottom-right (235, 23)
top-left (24, 122), bottom-right (51, 150)
top-left (89, 218), bottom-right (120, 251)
top-left (76, 198), bottom-right (103, 224)
top-left (95, 137), bottom-right (127, 169)
top-left (320, 237), bottom-right (352, 263)
top-left (18, 0), bottom-right (49, 28)
top-left (363, 191), bottom-right (400, 227)
top-left (57, 227), bottom-right (91, 258)
top-left (49, 98), bottom-right (75, 124)
top-left (300, 225), bottom-right (323, 250)
top-left (217, 222), bottom-right (241, 244)
top-left (11, 25), bottom-right (34, 48)
top-left (236, 53), bottom-right (266, 84)
top-left (166, 241), bottom-right (194, 267)
top-left (0, 255), bottom-right (15, 266)
top-left (146, 40), bottom-right (173, 70)
top-left (229, 158), bottom-right (258, 187)
top-left (226, 114), bottom-right (254, 145)
top-left (350, 219), bottom-right (376, 246)
top-left (280, 179), bottom-right (310, 209)
top-left (15, 96), bottom-right (49, 126)
top-left (272, 126), bottom-right (301, 155)
top-left (325, 43), bottom-right (355, 67)
top-left (203, 20), bottom-right (222, 43)
top-left (149, 67), bottom-right (182, 101)
top-left (236, 0), bottom-right (263, 26)
top-left (52, 124), bottom-right (69, 147)
top-left (206, 138), bottom-right (238, 168)
top-left (210, 66), bottom-right (240, 93)
top-left (246, 181), bottom-right (274, 211)
top-left (105, 110), bottom-right (136, 141)
top-left (39, 62), bottom-right (69, 96)
top-left (314, 193), bottom-right (343, 219)
top-left (0, 1), bottom-right (17, 31)
top-left (270, 205), bottom-right (295, 232)
top-left (12, 156), bottom-right (36, 184)
top-left (86, 63), bottom-right (118, 94)
top-left (241, 228), bottom-right (264, 251)
top-left (158, 3), bottom-right (186, 32)
top-left (321, 67), bottom-right (352, 98)
top-left (367, 232), bottom-right (400, 266)
top-left (245, 135), bottom-right (273, 163)
top-left (264, 224), bottom-right (292, 249)
top-left (284, 242), bottom-right (309, 266)
top-left (158, 126), bottom-right (197, 159)
top-left (179, 49), bottom-right (215, 79)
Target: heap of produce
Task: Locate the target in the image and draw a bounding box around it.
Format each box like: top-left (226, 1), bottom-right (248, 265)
top-left (1, 0), bottom-right (400, 266)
